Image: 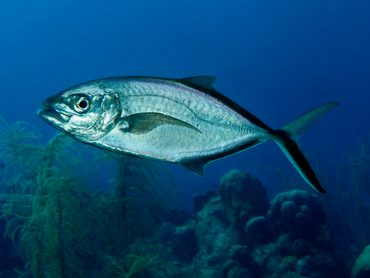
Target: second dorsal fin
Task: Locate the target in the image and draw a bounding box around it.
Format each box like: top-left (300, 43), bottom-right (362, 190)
top-left (181, 76), bottom-right (216, 90)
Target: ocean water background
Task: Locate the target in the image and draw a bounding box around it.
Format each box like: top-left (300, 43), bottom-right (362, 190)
top-left (0, 0), bottom-right (369, 211)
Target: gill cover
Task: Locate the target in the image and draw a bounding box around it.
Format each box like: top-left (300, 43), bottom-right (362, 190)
top-left (39, 85), bottom-right (122, 143)
top-left (67, 93), bottom-right (121, 141)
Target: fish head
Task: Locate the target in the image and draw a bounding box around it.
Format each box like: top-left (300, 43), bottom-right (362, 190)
top-left (38, 83), bottom-right (122, 142)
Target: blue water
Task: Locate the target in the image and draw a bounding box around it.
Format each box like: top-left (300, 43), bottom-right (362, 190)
top-left (1, 0), bottom-right (369, 209)
top-left (1, 0), bottom-right (369, 229)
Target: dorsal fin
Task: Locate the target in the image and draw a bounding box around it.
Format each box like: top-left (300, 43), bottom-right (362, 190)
top-left (179, 76), bottom-right (273, 131)
top-left (181, 76), bottom-right (216, 90)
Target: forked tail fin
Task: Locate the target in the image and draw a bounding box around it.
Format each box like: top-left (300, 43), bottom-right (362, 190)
top-left (273, 102), bottom-right (339, 193)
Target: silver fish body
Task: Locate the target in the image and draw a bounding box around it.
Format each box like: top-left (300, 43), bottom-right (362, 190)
top-left (38, 76), bottom-right (338, 193)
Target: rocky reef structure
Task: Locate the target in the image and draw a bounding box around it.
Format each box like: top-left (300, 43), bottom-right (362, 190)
top-left (219, 170), bottom-right (270, 234)
top-left (162, 170), bottom-right (351, 278)
top-left (267, 189), bottom-right (326, 238)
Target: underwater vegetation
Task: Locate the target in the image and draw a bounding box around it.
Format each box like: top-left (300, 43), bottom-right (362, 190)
top-left (335, 136), bottom-right (370, 253)
top-left (0, 117), bottom-right (186, 278)
top-left (0, 116), bottom-right (369, 278)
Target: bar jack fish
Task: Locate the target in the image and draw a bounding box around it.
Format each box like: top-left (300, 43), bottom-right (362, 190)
top-left (38, 76), bottom-right (338, 193)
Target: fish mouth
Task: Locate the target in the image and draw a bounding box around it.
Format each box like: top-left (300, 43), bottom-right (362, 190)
top-left (38, 101), bottom-right (70, 124)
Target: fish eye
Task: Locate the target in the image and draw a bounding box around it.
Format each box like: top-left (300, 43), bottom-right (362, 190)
top-left (74, 96), bottom-right (90, 113)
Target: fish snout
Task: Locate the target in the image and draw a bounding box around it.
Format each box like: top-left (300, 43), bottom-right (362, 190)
top-left (38, 97), bottom-right (70, 123)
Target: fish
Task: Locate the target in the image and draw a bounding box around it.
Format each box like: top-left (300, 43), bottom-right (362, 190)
top-left (38, 76), bottom-right (338, 193)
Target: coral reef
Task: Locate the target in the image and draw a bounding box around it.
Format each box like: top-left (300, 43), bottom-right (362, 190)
top-left (268, 189), bottom-right (326, 240)
top-left (193, 190), bottom-right (217, 214)
top-left (219, 170), bottom-right (270, 234)
top-left (192, 192), bottom-right (237, 272)
top-left (245, 216), bottom-right (274, 246)
top-left (160, 171), bottom-right (350, 278)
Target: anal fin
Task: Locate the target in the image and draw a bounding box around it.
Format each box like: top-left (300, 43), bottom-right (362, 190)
top-left (178, 161), bottom-right (207, 176)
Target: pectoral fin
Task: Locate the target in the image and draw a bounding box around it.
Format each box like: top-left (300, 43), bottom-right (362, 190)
top-left (124, 112), bottom-right (201, 134)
